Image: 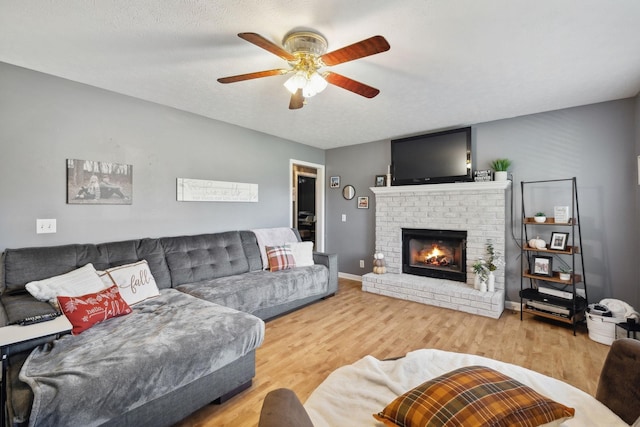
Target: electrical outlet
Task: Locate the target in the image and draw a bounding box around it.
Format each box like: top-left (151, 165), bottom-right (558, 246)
top-left (341, 214), bottom-right (346, 222)
top-left (359, 259), bottom-right (365, 268)
top-left (36, 218), bottom-right (57, 234)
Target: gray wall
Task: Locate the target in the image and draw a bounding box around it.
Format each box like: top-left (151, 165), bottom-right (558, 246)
top-left (0, 62), bottom-right (325, 249)
top-left (326, 98), bottom-right (640, 309)
top-left (325, 140), bottom-right (389, 273)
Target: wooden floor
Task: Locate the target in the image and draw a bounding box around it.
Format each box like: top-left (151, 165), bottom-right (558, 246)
top-left (175, 278), bottom-right (611, 426)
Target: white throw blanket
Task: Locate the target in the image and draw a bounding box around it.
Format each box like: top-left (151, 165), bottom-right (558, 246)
top-left (251, 227), bottom-right (298, 269)
top-left (304, 349), bottom-right (627, 427)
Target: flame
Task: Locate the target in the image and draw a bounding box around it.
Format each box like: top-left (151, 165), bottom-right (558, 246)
top-left (425, 246), bottom-right (443, 261)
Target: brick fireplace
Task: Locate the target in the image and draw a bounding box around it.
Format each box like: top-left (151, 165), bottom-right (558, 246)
top-left (362, 181), bottom-right (511, 318)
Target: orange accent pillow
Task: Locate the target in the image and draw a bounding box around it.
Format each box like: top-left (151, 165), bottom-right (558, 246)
top-left (374, 365), bottom-right (575, 427)
top-left (57, 285), bottom-right (132, 335)
top-left (266, 245), bottom-right (296, 272)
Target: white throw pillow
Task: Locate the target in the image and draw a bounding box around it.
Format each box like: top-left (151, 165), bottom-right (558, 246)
top-left (285, 241), bottom-right (315, 267)
top-left (98, 260), bottom-right (160, 306)
top-left (25, 263), bottom-right (108, 308)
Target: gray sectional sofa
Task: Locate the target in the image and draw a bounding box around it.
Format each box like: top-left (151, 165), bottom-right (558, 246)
top-left (0, 229), bottom-right (337, 427)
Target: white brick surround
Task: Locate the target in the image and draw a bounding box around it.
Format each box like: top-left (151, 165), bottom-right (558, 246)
top-left (362, 181), bottom-right (511, 319)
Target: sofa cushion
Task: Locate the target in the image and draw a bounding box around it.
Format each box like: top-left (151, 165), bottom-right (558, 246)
top-left (251, 227), bottom-right (299, 270)
top-left (374, 365), bottom-right (575, 427)
top-left (176, 265), bottom-right (329, 316)
top-left (266, 246), bottom-right (296, 272)
top-left (98, 260), bottom-right (160, 306)
top-left (161, 232), bottom-right (250, 286)
top-left (285, 241), bottom-right (314, 267)
top-left (57, 285), bottom-right (132, 335)
top-left (20, 289), bottom-right (265, 426)
top-left (25, 263), bottom-right (107, 308)
top-left (0, 293), bottom-right (60, 326)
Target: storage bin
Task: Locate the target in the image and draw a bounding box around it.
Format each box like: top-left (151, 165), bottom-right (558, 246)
top-left (587, 312), bottom-right (624, 345)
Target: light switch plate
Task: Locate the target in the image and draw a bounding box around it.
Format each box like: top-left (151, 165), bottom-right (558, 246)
top-left (36, 219), bottom-right (57, 234)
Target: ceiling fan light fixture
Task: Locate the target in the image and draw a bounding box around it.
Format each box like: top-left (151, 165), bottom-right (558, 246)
top-left (304, 72), bottom-right (328, 97)
top-left (284, 71), bottom-right (307, 94)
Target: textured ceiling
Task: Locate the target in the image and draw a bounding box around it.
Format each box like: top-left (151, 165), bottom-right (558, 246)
top-left (1, 0), bottom-right (639, 149)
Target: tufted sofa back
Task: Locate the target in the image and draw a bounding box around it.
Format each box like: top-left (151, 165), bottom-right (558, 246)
top-left (2, 238), bottom-right (172, 294)
top-left (161, 231), bottom-right (253, 287)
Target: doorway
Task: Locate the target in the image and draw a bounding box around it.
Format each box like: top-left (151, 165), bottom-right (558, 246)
top-left (290, 160), bottom-right (325, 251)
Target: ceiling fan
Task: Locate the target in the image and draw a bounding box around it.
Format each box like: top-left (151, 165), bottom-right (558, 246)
top-left (217, 31), bottom-right (390, 109)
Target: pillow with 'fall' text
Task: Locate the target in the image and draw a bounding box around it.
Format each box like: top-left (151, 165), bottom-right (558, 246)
top-left (98, 260), bottom-right (160, 306)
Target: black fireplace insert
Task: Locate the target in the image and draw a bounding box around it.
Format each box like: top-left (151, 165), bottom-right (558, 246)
top-left (402, 228), bottom-right (467, 282)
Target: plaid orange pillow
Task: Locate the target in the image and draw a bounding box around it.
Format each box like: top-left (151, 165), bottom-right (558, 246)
top-left (374, 365), bottom-right (575, 427)
top-left (266, 245), bottom-right (296, 272)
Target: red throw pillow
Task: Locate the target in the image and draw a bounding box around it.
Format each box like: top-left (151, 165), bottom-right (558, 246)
top-left (57, 285), bottom-right (132, 335)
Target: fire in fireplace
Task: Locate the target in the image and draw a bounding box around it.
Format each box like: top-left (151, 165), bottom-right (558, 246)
top-left (402, 228), bottom-right (467, 282)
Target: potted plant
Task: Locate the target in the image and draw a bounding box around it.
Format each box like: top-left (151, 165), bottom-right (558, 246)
top-left (472, 258), bottom-right (488, 291)
top-left (558, 267), bottom-right (572, 281)
top-left (490, 158), bottom-right (512, 181)
top-left (534, 212), bottom-right (547, 223)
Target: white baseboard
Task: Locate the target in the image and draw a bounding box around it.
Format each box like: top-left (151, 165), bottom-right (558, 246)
top-left (338, 272), bottom-right (362, 282)
top-left (505, 300), bottom-right (521, 311)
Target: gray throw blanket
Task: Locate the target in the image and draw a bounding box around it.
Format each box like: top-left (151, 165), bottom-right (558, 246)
top-left (19, 289), bottom-right (265, 427)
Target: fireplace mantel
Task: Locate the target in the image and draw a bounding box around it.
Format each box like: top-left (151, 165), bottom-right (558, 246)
top-left (370, 180), bottom-right (511, 195)
top-left (363, 180), bottom-right (511, 319)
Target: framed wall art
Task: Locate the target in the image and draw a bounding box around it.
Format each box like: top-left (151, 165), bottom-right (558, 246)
top-left (375, 175), bottom-right (387, 187)
top-left (330, 176), bottom-right (340, 188)
top-left (532, 255), bottom-right (553, 277)
top-left (357, 196), bottom-right (369, 209)
top-left (549, 232), bottom-right (570, 251)
top-left (67, 159), bottom-right (132, 204)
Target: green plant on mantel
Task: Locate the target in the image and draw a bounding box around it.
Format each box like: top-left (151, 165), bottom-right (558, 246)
top-left (490, 158), bottom-right (512, 172)
top-left (535, 211), bottom-right (546, 217)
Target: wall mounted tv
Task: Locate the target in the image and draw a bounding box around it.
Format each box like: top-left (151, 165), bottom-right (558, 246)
top-left (391, 127), bottom-right (472, 186)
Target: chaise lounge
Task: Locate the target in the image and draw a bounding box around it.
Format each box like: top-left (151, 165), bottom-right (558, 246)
top-left (0, 228), bottom-right (337, 427)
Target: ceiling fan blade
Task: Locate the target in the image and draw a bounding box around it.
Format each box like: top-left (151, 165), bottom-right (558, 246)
top-left (320, 35), bottom-right (390, 66)
top-left (217, 69), bottom-right (287, 84)
top-left (324, 72), bottom-right (380, 98)
top-left (238, 32), bottom-right (296, 61)
top-left (289, 89), bottom-right (304, 110)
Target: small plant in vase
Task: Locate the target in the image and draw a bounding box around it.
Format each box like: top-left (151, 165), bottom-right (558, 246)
top-left (472, 258), bottom-right (488, 291)
top-left (490, 158), bottom-right (512, 181)
top-left (534, 212), bottom-right (547, 223)
top-left (558, 267), bottom-right (572, 281)
top-left (485, 240), bottom-right (504, 292)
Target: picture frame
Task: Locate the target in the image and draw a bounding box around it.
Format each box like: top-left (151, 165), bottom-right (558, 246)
top-left (67, 159), bottom-right (132, 205)
top-left (532, 255), bottom-right (553, 276)
top-left (549, 232), bottom-right (570, 251)
top-left (375, 175), bottom-right (387, 187)
top-left (357, 196), bottom-right (369, 209)
top-left (554, 205), bottom-right (570, 223)
top-left (330, 176), bottom-right (340, 188)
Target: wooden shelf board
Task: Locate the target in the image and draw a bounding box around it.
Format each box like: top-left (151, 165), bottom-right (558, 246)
top-left (523, 244), bottom-right (579, 255)
top-left (522, 307), bottom-right (584, 324)
top-left (524, 218), bottom-right (576, 225)
top-left (523, 270), bottom-right (582, 284)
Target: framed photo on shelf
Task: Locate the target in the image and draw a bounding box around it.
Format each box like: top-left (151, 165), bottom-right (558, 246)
top-left (549, 232), bottom-right (570, 251)
top-left (330, 176), bottom-right (340, 188)
top-left (375, 175), bottom-right (387, 187)
top-left (357, 196), bottom-right (369, 209)
top-left (532, 255), bottom-right (553, 276)
top-left (554, 206), bottom-right (570, 223)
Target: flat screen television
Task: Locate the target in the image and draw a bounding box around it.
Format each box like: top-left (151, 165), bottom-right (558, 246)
top-left (391, 127), bottom-right (472, 186)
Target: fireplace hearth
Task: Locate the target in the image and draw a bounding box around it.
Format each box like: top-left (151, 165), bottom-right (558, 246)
top-left (402, 228), bottom-right (466, 282)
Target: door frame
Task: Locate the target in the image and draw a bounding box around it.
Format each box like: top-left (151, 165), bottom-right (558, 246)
top-left (290, 159), bottom-right (325, 252)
